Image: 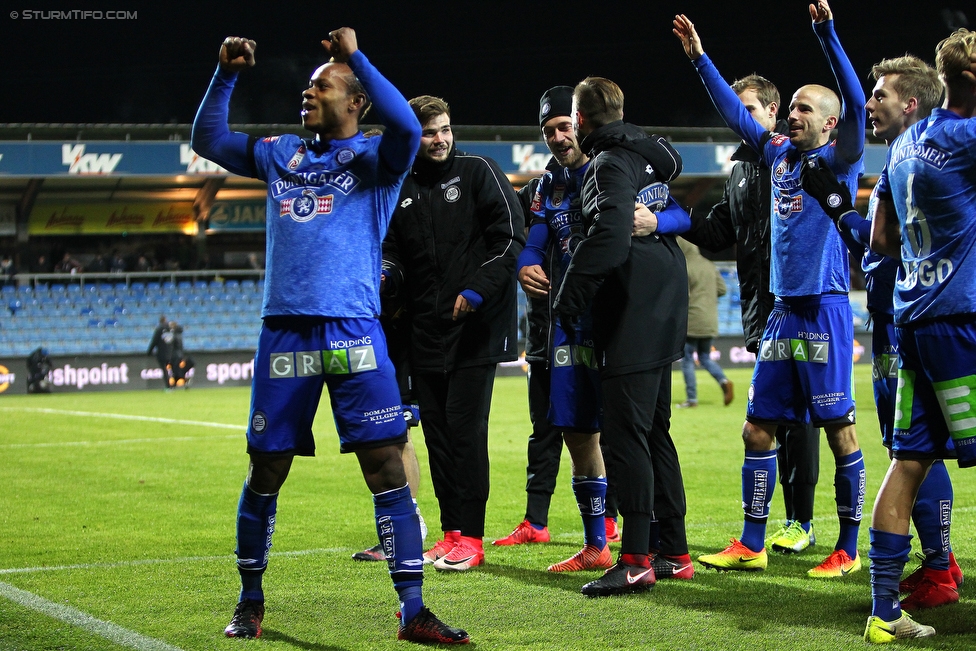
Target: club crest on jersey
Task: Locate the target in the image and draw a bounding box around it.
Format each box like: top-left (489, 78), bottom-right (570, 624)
top-left (551, 184), bottom-right (566, 207)
top-left (635, 181), bottom-right (669, 211)
top-left (774, 161), bottom-right (788, 180)
top-left (287, 145), bottom-right (306, 170)
top-left (251, 411), bottom-right (268, 434)
top-left (776, 194), bottom-right (802, 219)
top-left (561, 231), bottom-right (584, 256)
top-left (336, 148), bottom-right (355, 165)
top-left (444, 185), bottom-right (461, 203)
top-left (280, 189), bottom-right (334, 222)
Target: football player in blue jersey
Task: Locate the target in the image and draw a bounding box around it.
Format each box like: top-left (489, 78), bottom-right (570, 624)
top-left (682, 73), bottom-right (822, 557)
top-left (803, 55), bottom-right (962, 618)
top-left (513, 87), bottom-right (693, 576)
top-left (191, 28), bottom-right (468, 644)
top-left (517, 86), bottom-right (612, 574)
top-left (675, 1), bottom-right (868, 578)
top-left (807, 30), bottom-right (976, 643)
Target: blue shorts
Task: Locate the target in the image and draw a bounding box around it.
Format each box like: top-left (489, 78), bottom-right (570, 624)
top-left (747, 294), bottom-right (855, 428)
top-left (893, 318), bottom-right (976, 466)
top-left (871, 313), bottom-right (898, 448)
top-left (246, 316), bottom-right (407, 456)
top-left (548, 321), bottom-right (602, 432)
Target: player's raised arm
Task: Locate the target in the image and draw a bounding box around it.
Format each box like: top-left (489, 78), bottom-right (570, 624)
top-left (321, 27), bottom-right (357, 63)
top-left (330, 27), bottom-right (421, 176)
top-left (674, 14), bottom-right (768, 155)
top-left (810, 1), bottom-right (865, 163)
top-left (190, 37), bottom-right (260, 178)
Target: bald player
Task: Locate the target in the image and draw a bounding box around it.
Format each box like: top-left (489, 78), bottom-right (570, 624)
top-left (674, 1), bottom-right (867, 578)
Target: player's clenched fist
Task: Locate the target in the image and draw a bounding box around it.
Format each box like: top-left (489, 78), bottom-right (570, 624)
top-left (219, 37), bottom-right (257, 73)
top-left (322, 27), bottom-right (359, 63)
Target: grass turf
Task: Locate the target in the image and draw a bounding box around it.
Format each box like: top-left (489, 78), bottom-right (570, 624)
top-left (1, 367), bottom-right (974, 650)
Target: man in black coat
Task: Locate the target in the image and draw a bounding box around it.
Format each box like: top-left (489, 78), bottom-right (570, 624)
top-left (383, 95), bottom-right (524, 571)
top-left (553, 76), bottom-right (689, 596)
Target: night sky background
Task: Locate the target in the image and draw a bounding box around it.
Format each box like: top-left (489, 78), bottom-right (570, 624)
top-left (0, 1), bottom-right (970, 129)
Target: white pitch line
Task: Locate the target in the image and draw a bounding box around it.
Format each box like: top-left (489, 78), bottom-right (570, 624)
top-left (0, 548), bottom-right (344, 575)
top-left (0, 407), bottom-right (243, 448)
top-left (0, 407), bottom-right (243, 430)
top-left (0, 581), bottom-right (184, 651)
top-left (0, 434), bottom-right (240, 449)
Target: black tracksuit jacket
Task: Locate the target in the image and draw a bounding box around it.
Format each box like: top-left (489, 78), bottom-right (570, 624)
top-left (553, 121), bottom-right (687, 378)
top-left (383, 147), bottom-right (524, 373)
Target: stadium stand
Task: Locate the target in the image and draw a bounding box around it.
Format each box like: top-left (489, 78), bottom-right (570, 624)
top-left (0, 275), bottom-right (263, 358)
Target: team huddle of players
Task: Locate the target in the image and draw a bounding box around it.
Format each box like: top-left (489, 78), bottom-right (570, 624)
top-left (191, 1), bottom-right (976, 645)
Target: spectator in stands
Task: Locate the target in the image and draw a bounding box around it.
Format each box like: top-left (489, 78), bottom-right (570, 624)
top-left (54, 252), bottom-right (82, 274)
top-left (110, 251), bottom-right (127, 273)
top-left (136, 255), bottom-right (152, 272)
top-left (147, 316), bottom-right (174, 389)
top-left (87, 254), bottom-right (108, 273)
top-left (676, 237), bottom-right (734, 408)
top-left (0, 255), bottom-right (15, 287)
top-left (31, 255), bottom-right (50, 274)
top-left (247, 252), bottom-right (264, 270)
top-left (108, 251), bottom-right (127, 274)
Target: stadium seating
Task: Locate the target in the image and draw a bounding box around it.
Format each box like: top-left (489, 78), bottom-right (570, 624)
top-left (0, 277), bottom-right (264, 358)
top-left (0, 264), bottom-right (870, 359)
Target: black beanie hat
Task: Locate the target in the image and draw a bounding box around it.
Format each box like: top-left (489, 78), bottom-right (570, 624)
top-left (539, 86), bottom-right (575, 127)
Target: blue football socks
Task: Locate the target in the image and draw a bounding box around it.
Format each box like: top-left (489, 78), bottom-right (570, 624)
top-left (235, 482), bottom-right (278, 602)
top-left (740, 450), bottom-right (777, 552)
top-left (572, 476), bottom-right (608, 549)
top-left (869, 528), bottom-right (912, 621)
top-left (835, 450), bottom-right (865, 557)
top-left (374, 484), bottom-right (424, 624)
top-left (913, 459), bottom-right (953, 570)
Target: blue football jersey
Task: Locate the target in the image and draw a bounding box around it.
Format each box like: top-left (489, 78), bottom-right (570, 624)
top-left (878, 109), bottom-right (976, 323)
top-left (252, 133), bottom-right (408, 318)
top-left (762, 137), bottom-right (859, 296)
top-left (862, 183), bottom-right (897, 315)
top-left (693, 19), bottom-right (864, 298)
top-left (529, 161), bottom-right (590, 290)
